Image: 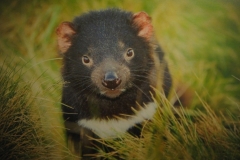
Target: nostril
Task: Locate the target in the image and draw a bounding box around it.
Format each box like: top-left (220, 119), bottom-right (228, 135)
top-left (102, 71), bottom-right (121, 90)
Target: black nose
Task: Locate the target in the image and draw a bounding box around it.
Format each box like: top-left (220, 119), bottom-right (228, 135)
top-left (102, 71), bottom-right (121, 90)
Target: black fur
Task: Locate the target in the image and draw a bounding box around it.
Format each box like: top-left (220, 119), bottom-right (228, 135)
top-left (60, 8), bottom-right (172, 159)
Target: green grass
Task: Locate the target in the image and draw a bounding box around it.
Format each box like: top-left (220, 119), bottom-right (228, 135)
top-left (0, 60), bottom-right (69, 159)
top-left (93, 92), bottom-right (240, 160)
top-left (0, 0), bottom-right (239, 159)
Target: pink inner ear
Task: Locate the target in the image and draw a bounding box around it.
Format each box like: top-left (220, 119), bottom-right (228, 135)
top-left (56, 22), bottom-right (76, 53)
top-left (133, 12), bottom-right (153, 40)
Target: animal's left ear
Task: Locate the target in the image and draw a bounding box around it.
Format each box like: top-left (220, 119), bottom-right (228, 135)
top-left (132, 11), bottom-right (153, 41)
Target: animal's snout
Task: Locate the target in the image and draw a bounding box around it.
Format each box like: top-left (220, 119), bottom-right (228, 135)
top-left (102, 71), bottom-right (121, 90)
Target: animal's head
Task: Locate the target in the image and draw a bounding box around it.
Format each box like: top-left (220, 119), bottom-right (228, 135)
top-left (56, 9), bottom-right (158, 98)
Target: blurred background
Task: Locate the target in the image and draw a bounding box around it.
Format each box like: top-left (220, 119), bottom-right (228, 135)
top-left (0, 0), bottom-right (239, 159)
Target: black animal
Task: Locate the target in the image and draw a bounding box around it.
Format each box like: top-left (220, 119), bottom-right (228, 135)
top-left (56, 8), bottom-right (172, 159)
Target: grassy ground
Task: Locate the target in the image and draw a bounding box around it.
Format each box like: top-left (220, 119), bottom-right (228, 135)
top-left (0, 0), bottom-right (239, 159)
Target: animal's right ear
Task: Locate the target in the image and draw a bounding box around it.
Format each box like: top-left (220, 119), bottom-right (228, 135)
top-left (56, 22), bottom-right (76, 54)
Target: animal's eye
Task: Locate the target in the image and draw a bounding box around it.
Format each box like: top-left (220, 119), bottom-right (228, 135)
top-left (82, 55), bottom-right (90, 64)
top-left (126, 49), bottom-right (134, 58)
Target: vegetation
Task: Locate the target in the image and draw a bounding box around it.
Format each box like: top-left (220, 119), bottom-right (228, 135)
top-left (0, 0), bottom-right (239, 159)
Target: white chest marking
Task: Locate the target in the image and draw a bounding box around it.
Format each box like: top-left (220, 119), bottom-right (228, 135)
top-left (78, 102), bottom-right (157, 138)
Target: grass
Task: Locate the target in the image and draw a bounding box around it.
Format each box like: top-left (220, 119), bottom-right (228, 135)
top-left (0, 60), bottom-right (68, 159)
top-left (94, 92), bottom-right (240, 160)
top-left (0, 0), bottom-right (239, 159)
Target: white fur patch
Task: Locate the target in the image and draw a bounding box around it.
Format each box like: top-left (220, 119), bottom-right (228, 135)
top-left (78, 102), bottom-right (157, 138)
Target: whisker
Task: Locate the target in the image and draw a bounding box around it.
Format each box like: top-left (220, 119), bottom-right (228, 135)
top-left (130, 81), bottom-right (151, 101)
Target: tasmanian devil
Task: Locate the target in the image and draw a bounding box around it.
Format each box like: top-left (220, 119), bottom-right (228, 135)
top-left (56, 8), bottom-right (172, 158)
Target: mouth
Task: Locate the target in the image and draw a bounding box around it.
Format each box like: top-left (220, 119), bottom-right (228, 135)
top-left (100, 88), bottom-right (126, 98)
